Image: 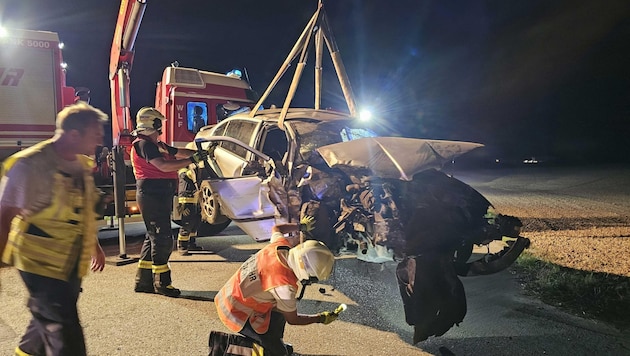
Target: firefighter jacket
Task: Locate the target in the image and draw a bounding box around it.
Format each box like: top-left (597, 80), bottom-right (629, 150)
top-left (131, 136), bottom-right (178, 180)
top-left (215, 237), bottom-right (299, 334)
top-left (1, 139), bottom-right (99, 281)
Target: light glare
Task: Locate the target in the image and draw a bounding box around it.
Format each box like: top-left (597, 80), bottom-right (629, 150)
top-left (359, 109), bottom-right (372, 121)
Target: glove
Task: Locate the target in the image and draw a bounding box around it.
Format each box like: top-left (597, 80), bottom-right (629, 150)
top-left (318, 311), bottom-right (339, 325)
top-left (177, 204), bottom-right (191, 217)
top-left (189, 150), bottom-right (208, 163)
top-left (299, 215), bottom-right (316, 233)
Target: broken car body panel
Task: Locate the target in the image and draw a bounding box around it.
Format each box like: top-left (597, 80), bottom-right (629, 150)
top-left (316, 137), bottom-right (484, 181)
top-left (188, 108), bottom-right (531, 341)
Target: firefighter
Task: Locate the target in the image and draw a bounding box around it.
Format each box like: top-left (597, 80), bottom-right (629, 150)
top-left (130, 107), bottom-right (208, 297)
top-left (176, 166), bottom-right (203, 255)
top-left (213, 217), bottom-right (340, 356)
top-left (0, 102), bottom-right (107, 356)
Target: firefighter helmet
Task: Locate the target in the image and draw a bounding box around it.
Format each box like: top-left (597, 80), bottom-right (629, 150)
top-left (287, 240), bottom-right (335, 282)
top-left (134, 107), bottom-right (164, 134)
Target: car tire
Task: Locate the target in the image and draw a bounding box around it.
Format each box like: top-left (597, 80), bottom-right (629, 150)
top-left (200, 180), bottom-right (230, 224)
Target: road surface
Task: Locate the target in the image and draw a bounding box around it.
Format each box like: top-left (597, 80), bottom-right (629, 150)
top-left (1, 165), bottom-right (629, 355)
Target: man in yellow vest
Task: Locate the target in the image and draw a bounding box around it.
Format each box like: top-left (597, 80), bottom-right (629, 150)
top-left (213, 217), bottom-right (340, 356)
top-left (0, 102), bottom-right (108, 356)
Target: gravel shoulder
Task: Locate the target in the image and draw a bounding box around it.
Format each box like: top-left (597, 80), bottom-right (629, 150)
top-left (456, 164), bottom-right (630, 277)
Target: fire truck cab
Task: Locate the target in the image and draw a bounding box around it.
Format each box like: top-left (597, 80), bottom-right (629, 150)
top-left (153, 66), bottom-right (256, 148)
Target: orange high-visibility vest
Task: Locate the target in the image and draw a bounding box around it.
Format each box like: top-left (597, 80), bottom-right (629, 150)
top-left (215, 237), bottom-right (298, 334)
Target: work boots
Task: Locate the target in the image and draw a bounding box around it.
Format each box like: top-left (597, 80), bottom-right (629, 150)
top-left (154, 270), bottom-right (181, 297)
top-left (134, 268), bottom-right (155, 294)
top-left (178, 232), bottom-right (203, 256)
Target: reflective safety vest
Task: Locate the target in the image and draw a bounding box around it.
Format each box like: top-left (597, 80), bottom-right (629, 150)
top-left (215, 237), bottom-right (298, 334)
top-left (1, 140), bottom-right (98, 281)
top-left (131, 136), bottom-right (178, 180)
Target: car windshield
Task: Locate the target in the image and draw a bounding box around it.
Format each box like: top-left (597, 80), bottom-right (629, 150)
top-left (288, 119), bottom-right (378, 161)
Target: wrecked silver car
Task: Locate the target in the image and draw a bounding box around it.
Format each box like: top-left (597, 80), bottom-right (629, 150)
top-left (180, 107), bottom-right (530, 342)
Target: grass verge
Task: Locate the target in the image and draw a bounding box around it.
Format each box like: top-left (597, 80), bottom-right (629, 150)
top-left (512, 251), bottom-right (630, 331)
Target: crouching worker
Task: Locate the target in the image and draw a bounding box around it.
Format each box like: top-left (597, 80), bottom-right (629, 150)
top-left (211, 218), bottom-right (338, 356)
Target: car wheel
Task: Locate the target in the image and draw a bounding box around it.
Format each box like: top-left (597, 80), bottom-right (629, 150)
top-left (200, 180), bottom-right (230, 225)
top-left (199, 181), bottom-right (227, 224)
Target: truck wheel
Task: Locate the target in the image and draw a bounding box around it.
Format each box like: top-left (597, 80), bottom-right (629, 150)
top-left (196, 220), bottom-right (231, 236)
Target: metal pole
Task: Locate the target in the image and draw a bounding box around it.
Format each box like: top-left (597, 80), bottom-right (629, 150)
top-left (112, 145), bottom-right (128, 258)
top-left (249, 4), bottom-right (322, 117)
top-left (321, 10), bottom-right (358, 117)
top-left (314, 27), bottom-right (323, 110)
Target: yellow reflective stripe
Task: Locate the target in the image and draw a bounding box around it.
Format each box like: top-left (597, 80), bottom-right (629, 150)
top-left (138, 260), bottom-right (152, 269)
top-left (177, 234), bottom-right (190, 242)
top-left (14, 346), bottom-right (32, 356)
top-left (178, 197), bottom-right (196, 203)
top-left (252, 343), bottom-right (264, 356)
top-left (152, 264), bottom-right (170, 274)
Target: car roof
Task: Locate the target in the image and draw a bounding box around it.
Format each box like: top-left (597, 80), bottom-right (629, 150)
top-left (227, 108), bottom-right (356, 123)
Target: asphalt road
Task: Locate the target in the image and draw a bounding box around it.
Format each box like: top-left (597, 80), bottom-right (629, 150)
top-left (1, 166), bottom-right (629, 355)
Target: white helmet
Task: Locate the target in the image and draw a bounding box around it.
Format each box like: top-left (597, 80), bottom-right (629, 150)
top-left (133, 107), bottom-right (164, 135)
top-left (287, 240), bottom-right (335, 282)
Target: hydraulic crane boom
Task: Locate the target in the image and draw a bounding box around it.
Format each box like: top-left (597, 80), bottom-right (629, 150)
top-left (110, 0), bottom-right (147, 145)
top-left (108, 0), bottom-right (147, 263)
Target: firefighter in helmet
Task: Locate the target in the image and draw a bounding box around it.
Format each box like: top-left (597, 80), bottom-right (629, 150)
top-left (213, 217), bottom-right (340, 355)
top-left (131, 107), bottom-right (208, 297)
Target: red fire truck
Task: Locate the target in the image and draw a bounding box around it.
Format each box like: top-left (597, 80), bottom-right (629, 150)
top-left (104, 0), bottom-right (257, 256)
top-left (0, 27), bottom-right (80, 162)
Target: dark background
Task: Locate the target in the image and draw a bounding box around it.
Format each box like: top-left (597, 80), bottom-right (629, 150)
top-left (2, 0), bottom-right (629, 165)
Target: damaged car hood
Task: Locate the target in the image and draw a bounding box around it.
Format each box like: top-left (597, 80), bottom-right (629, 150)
top-left (316, 137), bottom-right (484, 181)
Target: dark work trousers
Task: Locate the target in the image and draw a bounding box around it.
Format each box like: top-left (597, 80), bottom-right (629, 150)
top-left (239, 311), bottom-right (289, 356)
top-left (17, 270), bottom-right (85, 356)
top-left (136, 179), bottom-right (177, 267)
top-left (177, 170), bottom-right (201, 235)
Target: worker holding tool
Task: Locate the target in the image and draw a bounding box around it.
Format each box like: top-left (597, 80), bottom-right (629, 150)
top-left (212, 216), bottom-right (341, 356)
top-left (131, 107), bottom-right (208, 297)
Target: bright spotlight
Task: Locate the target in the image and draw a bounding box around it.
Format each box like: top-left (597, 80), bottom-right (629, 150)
top-left (60, 62), bottom-right (68, 70)
top-left (0, 27), bottom-right (8, 37)
top-left (359, 109), bottom-right (372, 121)
top-left (58, 42), bottom-right (65, 49)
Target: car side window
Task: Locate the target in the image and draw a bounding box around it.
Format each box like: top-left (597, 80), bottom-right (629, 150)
top-left (221, 120), bottom-right (257, 159)
top-left (213, 121), bottom-right (228, 136)
top-left (260, 128), bottom-right (288, 162)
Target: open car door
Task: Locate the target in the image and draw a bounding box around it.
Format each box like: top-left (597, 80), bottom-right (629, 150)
top-left (196, 136), bottom-right (280, 241)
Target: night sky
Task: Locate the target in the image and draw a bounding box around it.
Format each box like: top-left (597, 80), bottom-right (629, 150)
top-left (2, 0), bottom-right (629, 165)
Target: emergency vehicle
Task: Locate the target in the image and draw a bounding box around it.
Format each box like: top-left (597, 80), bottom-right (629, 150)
top-left (0, 27), bottom-right (79, 162)
top-left (100, 0), bottom-right (259, 251)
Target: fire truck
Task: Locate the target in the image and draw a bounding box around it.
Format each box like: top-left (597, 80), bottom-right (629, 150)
top-left (0, 27), bottom-right (82, 162)
top-left (103, 0), bottom-right (257, 255)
